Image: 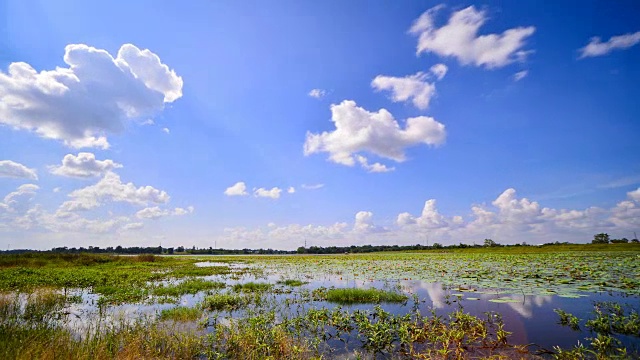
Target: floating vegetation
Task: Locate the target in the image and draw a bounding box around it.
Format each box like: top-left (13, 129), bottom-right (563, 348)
top-left (488, 297), bottom-right (522, 303)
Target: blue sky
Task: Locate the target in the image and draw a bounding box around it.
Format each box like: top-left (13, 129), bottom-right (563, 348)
top-left (1, 0), bottom-right (640, 249)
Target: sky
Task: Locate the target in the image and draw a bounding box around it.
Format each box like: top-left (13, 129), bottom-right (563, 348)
top-left (1, 0), bottom-right (640, 250)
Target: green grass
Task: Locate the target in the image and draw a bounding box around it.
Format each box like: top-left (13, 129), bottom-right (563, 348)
top-left (202, 293), bottom-right (247, 311)
top-left (276, 279), bottom-right (307, 287)
top-left (159, 306), bottom-right (203, 322)
top-left (232, 282), bottom-right (272, 292)
top-left (153, 278), bottom-right (226, 297)
top-left (324, 288), bottom-right (407, 304)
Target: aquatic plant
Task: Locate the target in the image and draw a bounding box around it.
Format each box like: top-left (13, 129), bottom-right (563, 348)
top-left (323, 288), bottom-right (407, 304)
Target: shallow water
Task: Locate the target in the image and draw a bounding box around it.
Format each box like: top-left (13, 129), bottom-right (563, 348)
top-left (44, 259), bottom-right (639, 355)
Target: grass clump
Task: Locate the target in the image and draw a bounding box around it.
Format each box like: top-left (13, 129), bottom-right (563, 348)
top-left (159, 306), bottom-right (203, 322)
top-left (153, 278), bottom-right (225, 297)
top-left (202, 293), bottom-right (247, 311)
top-left (277, 279), bottom-right (307, 287)
top-left (209, 310), bottom-right (313, 359)
top-left (232, 282), bottom-right (272, 292)
top-left (324, 288), bottom-right (407, 304)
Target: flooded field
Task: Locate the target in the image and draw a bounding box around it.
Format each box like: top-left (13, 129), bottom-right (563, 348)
top-left (1, 247), bottom-right (638, 359)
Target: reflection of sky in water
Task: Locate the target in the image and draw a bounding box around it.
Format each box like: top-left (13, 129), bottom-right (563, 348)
top-left (35, 261), bottom-right (640, 351)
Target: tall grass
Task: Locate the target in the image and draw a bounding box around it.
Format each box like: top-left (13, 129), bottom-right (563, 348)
top-left (324, 288), bottom-right (407, 304)
top-left (159, 306), bottom-right (203, 322)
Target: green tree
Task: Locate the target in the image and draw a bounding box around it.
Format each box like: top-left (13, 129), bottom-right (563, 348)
top-left (592, 233), bottom-right (610, 244)
top-left (484, 239), bottom-right (498, 247)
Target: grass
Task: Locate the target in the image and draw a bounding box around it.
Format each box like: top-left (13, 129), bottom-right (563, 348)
top-left (159, 306), bottom-right (203, 322)
top-left (201, 293), bottom-right (248, 311)
top-left (232, 282), bottom-right (272, 292)
top-left (324, 288), bottom-right (407, 304)
top-left (277, 279), bottom-right (307, 287)
top-left (153, 278), bottom-right (226, 297)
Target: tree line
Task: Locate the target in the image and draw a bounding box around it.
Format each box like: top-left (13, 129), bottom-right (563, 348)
top-left (0, 235), bottom-right (636, 255)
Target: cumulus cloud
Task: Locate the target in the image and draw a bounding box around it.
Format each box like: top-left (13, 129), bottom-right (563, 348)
top-left (397, 199), bottom-right (449, 228)
top-left (49, 152), bottom-right (122, 178)
top-left (579, 31), bottom-right (640, 58)
top-left (162, 127), bottom-right (170, 134)
top-left (254, 187), bottom-right (282, 199)
top-left (513, 70), bottom-right (528, 81)
top-left (372, 72), bottom-right (437, 110)
top-left (0, 160), bottom-right (38, 180)
top-left (204, 187), bottom-right (640, 249)
top-left (308, 89), bottom-right (326, 99)
top-left (356, 155), bottom-right (395, 173)
top-left (136, 206), bottom-right (194, 219)
top-left (58, 172), bottom-right (169, 212)
top-left (0, 43), bottom-right (183, 148)
top-left (409, 5), bottom-right (535, 68)
top-left (224, 182), bottom-right (248, 196)
top-left (304, 100), bottom-right (446, 170)
top-left (353, 211), bottom-right (375, 232)
top-left (287, 187), bottom-right (296, 194)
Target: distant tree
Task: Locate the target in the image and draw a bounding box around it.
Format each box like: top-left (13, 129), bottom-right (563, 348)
top-left (432, 243), bottom-right (443, 249)
top-left (632, 239), bottom-right (639, 244)
top-left (167, 247), bottom-right (174, 255)
top-left (611, 238), bottom-right (629, 244)
top-left (592, 233), bottom-right (610, 244)
top-left (484, 239), bottom-right (498, 247)
top-left (296, 247), bottom-right (306, 254)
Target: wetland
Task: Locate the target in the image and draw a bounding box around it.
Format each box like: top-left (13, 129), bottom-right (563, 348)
top-left (0, 244), bottom-right (639, 359)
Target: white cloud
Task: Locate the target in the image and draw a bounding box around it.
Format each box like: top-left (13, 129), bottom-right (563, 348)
top-left (353, 211), bottom-right (377, 233)
top-left (287, 187), bottom-right (296, 194)
top-left (356, 155), bottom-right (395, 173)
top-left (579, 31), bottom-right (640, 58)
top-left (513, 70), bottom-right (528, 81)
top-left (122, 222), bottom-right (144, 231)
top-left (224, 182), bottom-right (248, 196)
top-left (53, 187), bottom-right (61, 193)
top-left (308, 89), bottom-right (326, 99)
top-left (628, 187), bottom-right (640, 202)
top-left (430, 63), bottom-right (448, 80)
top-left (409, 5), bottom-right (535, 68)
top-left (371, 72), bottom-right (437, 110)
top-left (301, 183), bottom-right (325, 190)
top-left (0, 43), bottom-right (182, 148)
top-left (254, 187), bottom-right (282, 199)
top-left (0, 184), bottom-right (39, 214)
top-left (397, 199), bottom-right (449, 229)
top-left (136, 206), bottom-right (194, 219)
top-left (58, 172), bottom-right (169, 212)
top-left (162, 127), bottom-right (170, 134)
top-left (304, 100), bottom-right (446, 169)
top-left (0, 160), bottom-right (38, 180)
top-left (49, 152), bottom-right (122, 178)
